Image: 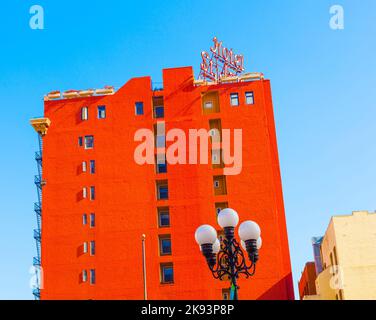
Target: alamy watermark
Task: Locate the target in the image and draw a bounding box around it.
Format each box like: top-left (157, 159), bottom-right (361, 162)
top-left (29, 5), bottom-right (44, 30)
top-left (329, 5), bottom-right (344, 30)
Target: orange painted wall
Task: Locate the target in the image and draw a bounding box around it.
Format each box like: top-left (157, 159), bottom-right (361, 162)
top-left (41, 66), bottom-right (294, 300)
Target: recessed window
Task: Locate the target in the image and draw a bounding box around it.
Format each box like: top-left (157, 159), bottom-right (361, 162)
top-left (82, 187), bottom-right (87, 199)
top-left (90, 241), bottom-right (95, 256)
top-left (90, 186), bottom-right (95, 200)
top-left (202, 91), bottom-right (220, 114)
top-left (158, 208), bottom-right (170, 227)
top-left (215, 202), bottom-right (228, 216)
top-left (82, 214), bottom-right (88, 225)
top-left (83, 242), bottom-right (88, 254)
top-left (154, 106), bottom-right (164, 118)
top-left (160, 263), bottom-right (174, 284)
top-left (78, 137), bottom-right (83, 147)
top-left (90, 269), bottom-right (96, 285)
top-left (90, 160), bottom-right (95, 174)
top-left (157, 181), bottom-right (168, 200)
top-left (97, 106), bottom-right (106, 119)
top-left (156, 154), bottom-right (167, 174)
top-left (90, 213), bottom-right (95, 228)
top-left (159, 235), bottom-right (172, 255)
top-left (245, 91), bottom-right (254, 105)
top-left (81, 107), bottom-right (88, 121)
top-left (135, 102), bottom-right (144, 115)
top-left (230, 93), bottom-right (239, 106)
top-left (154, 123), bottom-right (165, 148)
top-left (213, 175), bottom-right (227, 195)
top-left (84, 135), bottom-right (94, 149)
top-left (222, 288), bottom-right (230, 300)
top-left (82, 270), bottom-right (88, 282)
top-left (82, 161), bottom-right (87, 172)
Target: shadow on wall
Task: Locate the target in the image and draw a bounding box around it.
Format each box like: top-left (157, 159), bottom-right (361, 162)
top-left (257, 273), bottom-right (295, 300)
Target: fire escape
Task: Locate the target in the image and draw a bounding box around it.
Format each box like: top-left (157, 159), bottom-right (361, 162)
top-left (30, 118), bottom-right (51, 300)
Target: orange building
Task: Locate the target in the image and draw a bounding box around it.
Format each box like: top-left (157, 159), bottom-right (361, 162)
top-left (32, 66), bottom-right (294, 300)
top-left (298, 262), bottom-right (317, 300)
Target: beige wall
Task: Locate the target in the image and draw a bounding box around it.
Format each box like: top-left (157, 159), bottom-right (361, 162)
top-left (307, 211), bottom-right (376, 300)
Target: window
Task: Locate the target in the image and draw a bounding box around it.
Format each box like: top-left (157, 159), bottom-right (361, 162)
top-left (82, 187), bottom-right (87, 199)
top-left (82, 270), bottom-right (88, 282)
top-left (222, 288), bottom-right (230, 300)
top-left (245, 91), bottom-right (254, 105)
top-left (209, 119), bottom-right (222, 143)
top-left (154, 123), bottom-right (165, 148)
top-left (90, 186), bottom-right (95, 200)
top-left (90, 213), bottom-right (95, 228)
top-left (230, 93), bottom-right (239, 106)
top-left (153, 96), bottom-right (164, 118)
top-left (158, 208), bottom-right (170, 227)
top-left (82, 161), bottom-right (87, 173)
top-left (212, 149), bottom-right (224, 168)
top-left (213, 175), bottom-right (227, 195)
top-left (89, 186), bottom-right (95, 200)
top-left (157, 181), bottom-right (168, 200)
top-left (154, 106), bottom-right (164, 118)
top-left (90, 241), bottom-right (95, 256)
top-left (83, 242), bottom-right (88, 254)
top-left (78, 137), bottom-right (83, 147)
top-left (90, 269), bottom-right (96, 285)
top-left (156, 154), bottom-right (167, 174)
top-left (84, 135), bottom-right (94, 149)
top-left (215, 202), bottom-right (228, 216)
top-left (82, 214), bottom-right (88, 225)
top-left (135, 102), bottom-right (144, 115)
top-left (160, 263), bottom-right (174, 284)
top-left (202, 91), bottom-right (220, 114)
top-left (159, 235), bottom-right (172, 255)
top-left (81, 107), bottom-right (88, 121)
top-left (90, 160), bottom-right (95, 174)
top-left (97, 106), bottom-right (106, 119)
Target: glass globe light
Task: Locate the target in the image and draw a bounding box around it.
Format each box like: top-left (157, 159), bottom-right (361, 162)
top-left (257, 237), bottom-right (262, 250)
top-left (212, 239), bottom-right (221, 254)
top-left (217, 208), bottom-right (239, 228)
top-left (238, 220), bottom-right (261, 241)
top-left (194, 224), bottom-right (217, 245)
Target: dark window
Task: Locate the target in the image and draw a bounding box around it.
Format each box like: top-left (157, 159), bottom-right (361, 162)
top-left (230, 93), bottom-right (239, 106)
top-left (90, 241), bottom-right (95, 256)
top-left (158, 208), bottom-right (170, 227)
top-left (159, 235), bottom-right (172, 255)
top-left (156, 155), bottom-right (167, 173)
top-left (154, 105), bottom-right (164, 118)
top-left (90, 186), bottom-right (95, 200)
top-left (84, 135), bottom-right (94, 149)
top-left (157, 182), bottom-right (168, 200)
top-left (97, 106), bottom-right (106, 119)
top-left (78, 137), bottom-right (83, 147)
top-left (160, 263), bottom-right (174, 284)
top-left (135, 102), bottom-right (144, 115)
top-left (245, 91), bottom-right (254, 105)
top-left (90, 269), bottom-right (96, 285)
top-left (90, 213), bottom-right (95, 228)
top-left (90, 160), bottom-right (95, 174)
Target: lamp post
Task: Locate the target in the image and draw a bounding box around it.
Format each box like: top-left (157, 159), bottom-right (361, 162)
top-left (194, 208), bottom-right (262, 300)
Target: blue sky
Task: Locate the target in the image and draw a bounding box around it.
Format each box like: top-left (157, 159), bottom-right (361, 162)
top-left (0, 0), bottom-right (375, 299)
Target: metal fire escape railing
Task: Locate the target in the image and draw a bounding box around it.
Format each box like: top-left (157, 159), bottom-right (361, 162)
top-left (30, 117), bottom-right (51, 300)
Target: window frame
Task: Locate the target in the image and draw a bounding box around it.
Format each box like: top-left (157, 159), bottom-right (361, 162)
top-left (90, 186), bottom-right (95, 201)
top-left (245, 91), bottom-right (254, 105)
top-left (160, 263), bottom-right (174, 284)
top-left (230, 93), bottom-right (239, 106)
top-left (82, 214), bottom-right (88, 225)
top-left (84, 135), bottom-right (94, 149)
top-left (135, 102), bottom-right (144, 115)
top-left (97, 105), bottom-right (106, 119)
top-left (89, 160), bottom-right (95, 174)
top-left (158, 208), bottom-right (170, 228)
top-left (159, 235), bottom-right (172, 256)
top-left (81, 106), bottom-right (88, 121)
top-left (90, 240), bottom-right (95, 256)
top-left (157, 182), bottom-right (169, 200)
top-left (90, 213), bottom-right (95, 228)
top-left (90, 269), bottom-right (96, 285)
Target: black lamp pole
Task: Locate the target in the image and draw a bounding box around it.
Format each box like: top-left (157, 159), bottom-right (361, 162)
top-left (200, 226), bottom-right (259, 300)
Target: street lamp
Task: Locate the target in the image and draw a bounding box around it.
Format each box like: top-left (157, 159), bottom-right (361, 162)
top-left (194, 208), bottom-right (261, 300)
